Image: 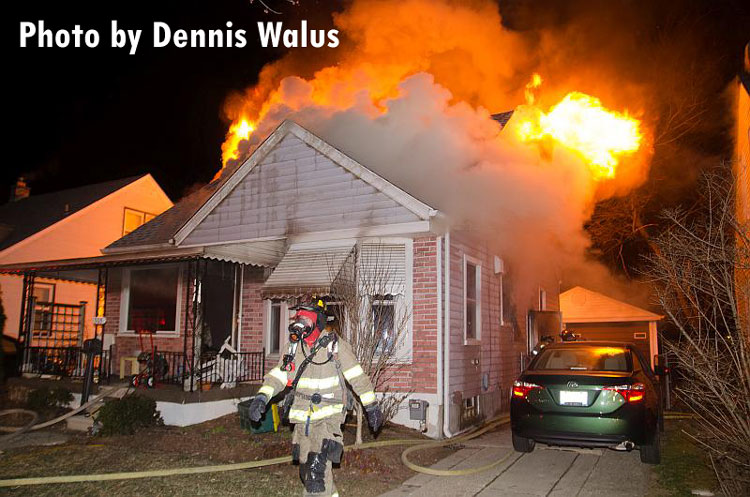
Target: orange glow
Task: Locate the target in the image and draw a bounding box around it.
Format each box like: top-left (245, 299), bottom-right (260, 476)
top-left (515, 75), bottom-right (643, 180)
top-left (591, 347), bottom-right (628, 356)
top-left (221, 118), bottom-right (255, 165)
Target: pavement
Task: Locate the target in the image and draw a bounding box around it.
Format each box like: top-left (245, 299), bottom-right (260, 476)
top-left (380, 425), bottom-right (651, 497)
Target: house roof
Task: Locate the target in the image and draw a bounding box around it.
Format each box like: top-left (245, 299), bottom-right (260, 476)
top-left (105, 175), bottom-right (228, 251)
top-left (0, 175), bottom-right (146, 252)
top-left (491, 110), bottom-right (514, 127)
top-left (560, 286), bottom-right (662, 323)
top-left (106, 120), bottom-right (438, 253)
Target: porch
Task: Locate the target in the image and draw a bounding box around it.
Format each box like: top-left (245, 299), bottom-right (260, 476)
top-left (0, 247), bottom-right (277, 394)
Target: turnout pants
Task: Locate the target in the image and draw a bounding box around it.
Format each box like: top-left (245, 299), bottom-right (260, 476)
top-left (292, 414), bottom-right (345, 497)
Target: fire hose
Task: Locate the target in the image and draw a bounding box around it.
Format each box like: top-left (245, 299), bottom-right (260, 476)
top-left (0, 410), bottom-right (696, 487)
top-left (0, 386), bottom-right (130, 448)
top-left (0, 414), bottom-right (511, 487)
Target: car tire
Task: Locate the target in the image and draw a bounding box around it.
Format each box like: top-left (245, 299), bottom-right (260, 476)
top-left (640, 429), bottom-right (661, 464)
top-left (512, 432), bottom-right (536, 453)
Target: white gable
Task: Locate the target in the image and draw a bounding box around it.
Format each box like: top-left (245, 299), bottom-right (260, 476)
top-left (560, 286), bottom-right (662, 323)
top-left (179, 122), bottom-right (435, 246)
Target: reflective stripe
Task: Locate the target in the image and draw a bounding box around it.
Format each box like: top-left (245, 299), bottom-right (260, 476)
top-left (343, 365), bottom-right (364, 381)
top-left (288, 404), bottom-right (344, 422)
top-left (332, 494), bottom-right (339, 497)
top-left (360, 390), bottom-right (376, 405)
top-left (258, 385), bottom-right (275, 398)
top-left (297, 375), bottom-right (340, 390)
top-left (268, 367), bottom-right (287, 384)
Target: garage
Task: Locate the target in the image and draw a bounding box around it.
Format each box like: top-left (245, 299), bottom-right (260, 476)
top-left (560, 286), bottom-right (662, 368)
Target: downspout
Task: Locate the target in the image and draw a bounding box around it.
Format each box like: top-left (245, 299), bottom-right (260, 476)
top-left (442, 231), bottom-right (454, 438)
top-left (436, 236), bottom-right (443, 438)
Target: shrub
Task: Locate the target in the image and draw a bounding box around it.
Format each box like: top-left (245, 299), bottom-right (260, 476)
top-left (27, 386), bottom-right (73, 414)
top-left (96, 394), bottom-right (163, 436)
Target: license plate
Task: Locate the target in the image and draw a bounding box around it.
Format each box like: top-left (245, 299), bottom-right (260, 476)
top-left (560, 390), bottom-right (588, 406)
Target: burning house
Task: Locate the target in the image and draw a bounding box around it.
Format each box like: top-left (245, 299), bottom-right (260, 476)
top-left (1, 0), bottom-right (653, 436)
top-left (1, 118), bottom-right (565, 434)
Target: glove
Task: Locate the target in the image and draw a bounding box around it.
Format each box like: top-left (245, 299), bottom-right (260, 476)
top-left (364, 402), bottom-right (384, 432)
top-left (248, 394), bottom-right (268, 422)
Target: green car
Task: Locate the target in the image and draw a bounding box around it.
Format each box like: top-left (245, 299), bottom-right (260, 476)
top-left (510, 341), bottom-right (665, 464)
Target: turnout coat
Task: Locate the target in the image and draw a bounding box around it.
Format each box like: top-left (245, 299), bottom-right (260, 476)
top-left (257, 330), bottom-right (377, 424)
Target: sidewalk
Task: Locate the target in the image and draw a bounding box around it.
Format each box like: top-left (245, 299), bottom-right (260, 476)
top-left (380, 425), bottom-right (650, 497)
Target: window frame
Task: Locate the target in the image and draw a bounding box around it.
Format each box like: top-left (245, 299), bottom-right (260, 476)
top-left (463, 255), bottom-right (482, 344)
top-left (371, 294), bottom-right (397, 355)
top-left (357, 237), bottom-right (414, 363)
top-left (539, 287), bottom-right (547, 311)
top-left (264, 299), bottom-right (289, 357)
top-left (118, 264), bottom-right (183, 337)
top-left (122, 207), bottom-right (157, 236)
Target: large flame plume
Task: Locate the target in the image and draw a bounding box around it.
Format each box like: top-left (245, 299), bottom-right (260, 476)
top-left (216, 0), bottom-right (651, 302)
top-left (515, 74), bottom-right (643, 180)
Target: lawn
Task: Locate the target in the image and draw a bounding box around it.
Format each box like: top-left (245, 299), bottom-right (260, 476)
top-left (0, 412), bottom-right (455, 497)
top-left (648, 420), bottom-right (718, 497)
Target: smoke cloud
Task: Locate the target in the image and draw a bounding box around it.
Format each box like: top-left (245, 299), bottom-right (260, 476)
top-left (223, 0), bottom-right (746, 303)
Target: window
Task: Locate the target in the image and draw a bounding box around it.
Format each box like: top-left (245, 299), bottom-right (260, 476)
top-left (125, 266), bottom-right (180, 333)
top-left (539, 287), bottom-right (547, 311)
top-left (533, 346), bottom-right (631, 372)
top-left (372, 295), bottom-right (396, 354)
top-left (123, 207), bottom-right (156, 236)
top-left (464, 257), bottom-right (481, 341)
top-left (33, 283), bottom-right (55, 304)
top-left (267, 300), bottom-right (286, 355)
top-left (324, 299), bottom-right (344, 336)
top-left (32, 283), bottom-right (56, 334)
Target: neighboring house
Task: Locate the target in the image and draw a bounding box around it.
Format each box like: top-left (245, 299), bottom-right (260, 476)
top-left (560, 286), bottom-right (662, 368)
top-left (736, 43), bottom-right (749, 225)
top-left (0, 175), bottom-right (173, 347)
top-left (0, 121), bottom-right (559, 436)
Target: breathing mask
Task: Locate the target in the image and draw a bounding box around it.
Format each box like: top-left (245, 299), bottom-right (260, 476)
top-left (288, 314), bottom-right (315, 343)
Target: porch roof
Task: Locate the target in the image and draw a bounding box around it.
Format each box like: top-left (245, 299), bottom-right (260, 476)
top-left (0, 240), bottom-right (286, 282)
top-left (261, 240), bottom-right (355, 298)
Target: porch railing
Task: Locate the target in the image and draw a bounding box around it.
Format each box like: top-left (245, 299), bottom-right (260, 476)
top-left (20, 345), bottom-right (112, 382)
top-left (152, 349), bottom-right (265, 389)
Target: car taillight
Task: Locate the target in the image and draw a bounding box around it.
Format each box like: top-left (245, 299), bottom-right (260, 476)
top-left (603, 383), bottom-right (645, 403)
top-left (512, 380), bottom-right (542, 400)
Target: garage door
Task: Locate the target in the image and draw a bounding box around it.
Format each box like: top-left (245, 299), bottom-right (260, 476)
top-left (566, 321), bottom-right (651, 364)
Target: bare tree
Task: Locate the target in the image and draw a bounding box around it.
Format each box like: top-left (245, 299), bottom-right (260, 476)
top-left (329, 242), bottom-right (412, 445)
top-left (645, 169), bottom-right (750, 495)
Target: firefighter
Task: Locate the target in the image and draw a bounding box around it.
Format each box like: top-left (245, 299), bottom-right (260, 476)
top-left (247, 299), bottom-right (383, 497)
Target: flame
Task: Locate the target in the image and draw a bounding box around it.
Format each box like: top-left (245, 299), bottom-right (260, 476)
top-left (515, 75), bottom-right (642, 180)
top-left (221, 118), bottom-right (255, 165)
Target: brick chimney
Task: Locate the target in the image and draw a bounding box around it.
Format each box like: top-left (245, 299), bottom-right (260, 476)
top-left (9, 177), bottom-right (30, 201)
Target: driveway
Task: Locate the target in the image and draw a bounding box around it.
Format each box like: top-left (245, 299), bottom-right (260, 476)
top-left (380, 425), bottom-right (651, 497)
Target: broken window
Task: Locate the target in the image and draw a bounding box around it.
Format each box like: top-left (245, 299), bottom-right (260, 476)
top-left (126, 266), bottom-right (179, 332)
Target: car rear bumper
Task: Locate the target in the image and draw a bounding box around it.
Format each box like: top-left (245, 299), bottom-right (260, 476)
top-left (511, 400), bottom-right (653, 447)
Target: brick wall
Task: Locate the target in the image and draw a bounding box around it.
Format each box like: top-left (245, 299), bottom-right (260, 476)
top-left (238, 266), bottom-right (266, 360)
top-left (408, 236), bottom-right (438, 394)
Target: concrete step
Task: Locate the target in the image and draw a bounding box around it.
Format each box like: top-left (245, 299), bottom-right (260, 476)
top-left (65, 414), bottom-right (93, 432)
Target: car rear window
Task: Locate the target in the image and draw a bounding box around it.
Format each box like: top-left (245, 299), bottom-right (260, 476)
top-left (532, 346), bottom-right (632, 372)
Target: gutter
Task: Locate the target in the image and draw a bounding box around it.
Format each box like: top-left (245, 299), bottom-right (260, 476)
top-left (442, 231), bottom-right (454, 438)
top-left (436, 236), bottom-right (443, 438)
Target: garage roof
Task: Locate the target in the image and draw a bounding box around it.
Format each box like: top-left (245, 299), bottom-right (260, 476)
top-left (560, 286), bottom-right (662, 323)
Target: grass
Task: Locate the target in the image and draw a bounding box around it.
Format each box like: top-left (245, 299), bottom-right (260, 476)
top-left (0, 412), bottom-right (455, 497)
top-left (649, 420), bottom-right (718, 497)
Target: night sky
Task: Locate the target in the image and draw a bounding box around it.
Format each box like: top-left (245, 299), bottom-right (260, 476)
top-left (5, 0), bottom-right (750, 203)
